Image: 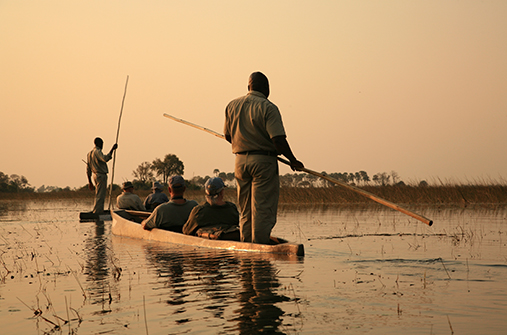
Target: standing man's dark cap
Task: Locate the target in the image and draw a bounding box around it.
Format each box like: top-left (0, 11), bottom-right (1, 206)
top-left (248, 72), bottom-right (270, 98)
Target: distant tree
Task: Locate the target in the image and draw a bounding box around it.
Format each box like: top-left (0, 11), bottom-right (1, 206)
top-left (280, 173), bottom-right (303, 187)
top-left (133, 161), bottom-right (154, 183)
top-left (333, 173), bottom-right (348, 183)
top-left (299, 173), bottom-right (316, 187)
top-left (190, 176), bottom-right (206, 188)
top-left (44, 186), bottom-right (60, 192)
top-left (373, 172), bottom-right (391, 186)
top-left (0, 172), bottom-right (8, 185)
top-left (299, 180), bottom-right (311, 188)
top-left (151, 154), bottom-right (184, 185)
top-left (280, 173), bottom-right (293, 187)
top-left (419, 180), bottom-right (429, 187)
top-left (354, 172), bottom-right (361, 185)
top-left (0, 172), bottom-right (10, 192)
top-left (391, 171), bottom-right (400, 185)
top-left (0, 172), bottom-right (33, 192)
top-left (320, 171), bottom-right (334, 187)
top-left (359, 171), bottom-right (370, 185)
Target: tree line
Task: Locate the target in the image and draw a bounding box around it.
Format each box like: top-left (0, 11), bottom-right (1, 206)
top-left (279, 170), bottom-right (408, 188)
top-left (0, 172), bottom-right (33, 193)
top-left (131, 154), bottom-right (411, 189)
top-left (0, 153), bottom-right (420, 193)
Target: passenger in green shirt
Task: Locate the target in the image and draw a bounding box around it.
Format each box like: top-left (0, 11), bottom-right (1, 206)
top-left (142, 175), bottom-right (198, 232)
top-left (182, 177), bottom-right (239, 240)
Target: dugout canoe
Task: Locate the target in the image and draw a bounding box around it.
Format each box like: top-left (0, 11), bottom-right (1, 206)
top-left (111, 210), bottom-right (305, 256)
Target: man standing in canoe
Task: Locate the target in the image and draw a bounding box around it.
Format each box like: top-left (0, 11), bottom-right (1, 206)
top-left (86, 137), bottom-right (118, 214)
top-left (224, 71), bottom-right (304, 244)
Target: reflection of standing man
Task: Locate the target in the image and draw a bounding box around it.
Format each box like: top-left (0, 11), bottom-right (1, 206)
top-left (224, 72), bottom-right (304, 244)
top-left (86, 137), bottom-right (118, 214)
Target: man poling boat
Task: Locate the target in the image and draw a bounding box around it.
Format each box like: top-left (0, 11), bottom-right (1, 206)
top-left (162, 113), bottom-right (433, 227)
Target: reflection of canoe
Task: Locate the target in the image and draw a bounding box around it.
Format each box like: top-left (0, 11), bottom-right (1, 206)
top-left (79, 211), bottom-right (112, 221)
top-left (111, 210), bottom-right (305, 256)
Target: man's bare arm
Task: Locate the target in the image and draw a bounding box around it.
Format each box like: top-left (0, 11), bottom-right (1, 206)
top-left (272, 135), bottom-right (304, 171)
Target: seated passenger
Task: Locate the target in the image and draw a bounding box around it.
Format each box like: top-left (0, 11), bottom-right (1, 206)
top-left (142, 175), bottom-right (198, 232)
top-left (116, 181), bottom-right (146, 211)
top-left (144, 181), bottom-right (169, 211)
top-left (182, 177), bottom-right (239, 240)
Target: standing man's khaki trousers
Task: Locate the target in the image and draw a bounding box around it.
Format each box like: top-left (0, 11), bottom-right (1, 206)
top-left (235, 154), bottom-right (279, 244)
top-left (93, 173), bottom-right (108, 214)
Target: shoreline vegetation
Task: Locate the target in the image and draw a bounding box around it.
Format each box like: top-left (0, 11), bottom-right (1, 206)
top-left (3, 167), bottom-right (507, 207)
top-left (2, 185), bottom-right (507, 207)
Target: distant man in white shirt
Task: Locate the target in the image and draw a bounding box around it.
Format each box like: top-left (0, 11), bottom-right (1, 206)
top-left (86, 137), bottom-right (118, 214)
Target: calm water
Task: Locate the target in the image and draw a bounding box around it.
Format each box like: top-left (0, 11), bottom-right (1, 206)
top-left (0, 199), bottom-right (506, 334)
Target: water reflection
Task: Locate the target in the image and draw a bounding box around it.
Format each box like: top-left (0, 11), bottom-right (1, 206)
top-left (83, 221), bottom-right (119, 311)
top-left (231, 258), bottom-right (290, 334)
top-left (144, 244), bottom-right (297, 334)
top-left (0, 199), bottom-right (29, 220)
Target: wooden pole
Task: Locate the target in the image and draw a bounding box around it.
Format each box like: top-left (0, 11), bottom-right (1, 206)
top-left (163, 113), bottom-right (433, 226)
top-left (163, 113), bottom-right (224, 139)
top-left (108, 75), bottom-right (129, 210)
top-left (277, 157), bottom-right (433, 226)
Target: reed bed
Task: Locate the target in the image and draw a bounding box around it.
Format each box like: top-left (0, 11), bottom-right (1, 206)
top-left (280, 185), bottom-right (507, 206)
top-left (2, 185), bottom-right (507, 206)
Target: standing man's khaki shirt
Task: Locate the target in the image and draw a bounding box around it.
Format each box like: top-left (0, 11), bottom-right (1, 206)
top-left (224, 91), bottom-right (286, 154)
top-left (87, 147), bottom-right (112, 175)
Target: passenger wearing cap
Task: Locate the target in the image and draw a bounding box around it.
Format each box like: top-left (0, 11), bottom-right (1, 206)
top-left (182, 177), bottom-right (240, 240)
top-left (224, 72), bottom-right (304, 244)
top-left (142, 175), bottom-right (198, 232)
top-left (116, 181), bottom-right (146, 211)
top-left (143, 181), bottom-right (169, 211)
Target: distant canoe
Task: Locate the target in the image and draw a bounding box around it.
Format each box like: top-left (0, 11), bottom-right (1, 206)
top-left (111, 210), bottom-right (305, 256)
top-left (79, 211), bottom-right (112, 221)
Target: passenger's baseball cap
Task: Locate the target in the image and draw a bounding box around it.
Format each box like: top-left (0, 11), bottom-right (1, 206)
top-left (169, 175), bottom-right (185, 189)
top-left (205, 177), bottom-right (225, 196)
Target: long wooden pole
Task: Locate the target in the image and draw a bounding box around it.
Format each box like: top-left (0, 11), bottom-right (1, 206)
top-left (163, 113), bottom-right (433, 226)
top-left (108, 75), bottom-right (129, 210)
top-left (278, 157), bottom-right (433, 225)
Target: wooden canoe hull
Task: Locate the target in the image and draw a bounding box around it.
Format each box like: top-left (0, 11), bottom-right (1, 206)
top-left (111, 210), bottom-right (304, 256)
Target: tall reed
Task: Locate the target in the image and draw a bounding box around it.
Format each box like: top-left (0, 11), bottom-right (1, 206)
top-left (2, 184), bottom-right (507, 206)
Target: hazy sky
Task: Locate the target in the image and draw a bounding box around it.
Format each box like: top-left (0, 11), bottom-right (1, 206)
top-left (1, 1), bottom-right (506, 189)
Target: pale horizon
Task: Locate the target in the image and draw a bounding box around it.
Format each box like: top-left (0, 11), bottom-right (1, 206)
top-left (1, 1), bottom-right (506, 189)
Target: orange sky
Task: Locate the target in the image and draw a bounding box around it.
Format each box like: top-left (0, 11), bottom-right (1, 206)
top-left (1, 1), bottom-right (506, 188)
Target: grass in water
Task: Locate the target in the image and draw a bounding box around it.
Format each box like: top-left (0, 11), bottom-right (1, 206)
top-left (3, 184), bottom-right (507, 208)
